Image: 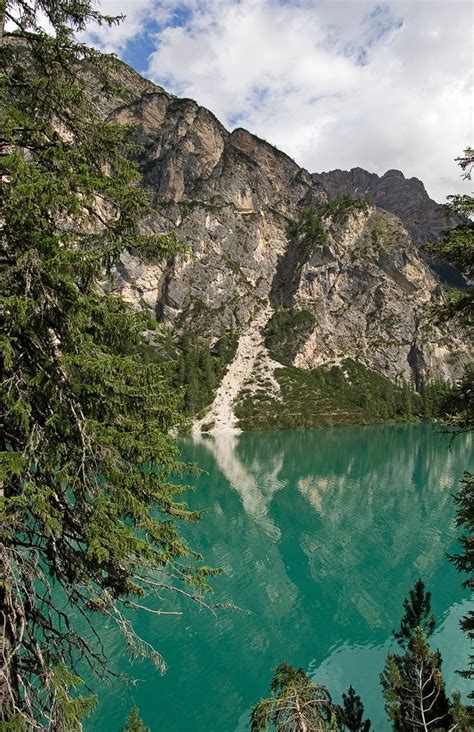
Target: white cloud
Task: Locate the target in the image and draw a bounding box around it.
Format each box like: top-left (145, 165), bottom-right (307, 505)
top-left (88, 0), bottom-right (473, 201)
top-left (81, 0), bottom-right (160, 53)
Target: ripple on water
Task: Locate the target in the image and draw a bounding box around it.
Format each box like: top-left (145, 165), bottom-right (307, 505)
top-left (85, 425), bottom-right (472, 732)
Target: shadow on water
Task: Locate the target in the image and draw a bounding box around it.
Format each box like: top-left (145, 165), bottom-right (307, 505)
top-left (87, 424), bottom-right (472, 732)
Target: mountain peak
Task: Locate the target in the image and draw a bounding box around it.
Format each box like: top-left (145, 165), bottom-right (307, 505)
top-left (382, 168), bottom-right (406, 179)
top-left (312, 166), bottom-right (458, 244)
top-left (99, 58), bottom-right (469, 429)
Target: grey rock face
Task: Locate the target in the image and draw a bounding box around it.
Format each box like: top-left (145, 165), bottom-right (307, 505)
top-left (312, 167), bottom-right (467, 289)
top-left (292, 208), bottom-right (467, 384)
top-left (101, 62), bottom-right (469, 399)
top-left (312, 166), bottom-right (460, 244)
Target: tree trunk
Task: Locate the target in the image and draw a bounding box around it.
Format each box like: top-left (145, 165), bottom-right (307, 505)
top-left (0, 544), bottom-right (18, 724)
top-left (294, 694), bottom-right (308, 732)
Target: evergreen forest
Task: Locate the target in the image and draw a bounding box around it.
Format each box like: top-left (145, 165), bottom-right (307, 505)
top-left (0, 2), bottom-right (472, 731)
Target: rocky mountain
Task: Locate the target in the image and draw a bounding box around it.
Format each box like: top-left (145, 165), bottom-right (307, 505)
top-left (312, 167), bottom-right (459, 245)
top-left (312, 167), bottom-right (466, 288)
top-left (99, 60), bottom-right (470, 433)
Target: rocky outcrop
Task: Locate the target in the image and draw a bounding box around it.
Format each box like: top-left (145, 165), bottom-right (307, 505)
top-left (312, 166), bottom-right (460, 245)
top-left (312, 166), bottom-right (466, 288)
top-left (291, 207), bottom-right (464, 384)
top-left (97, 61), bottom-right (470, 430)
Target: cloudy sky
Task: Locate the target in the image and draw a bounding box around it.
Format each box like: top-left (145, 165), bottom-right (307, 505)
top-left (84, 0), bottom-right (472, 202)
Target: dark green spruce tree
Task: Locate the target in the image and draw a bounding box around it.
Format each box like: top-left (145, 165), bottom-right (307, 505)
top-left (121, 707), bottom-right (150, 732)
top-left (393, 577), bottom-right (435, 647)
top-left (0, 1), bottom-right (217, 729)
top-left (381, 582), bottom-right (453, 731)
top-left (341, 686), bottom-right (371, 731)
top-left (449, 472), bottom-right (474, 705)
top-left (427, 147), bottom-right (473, 328)
top-left (381, 628), bottom-right (453, 731)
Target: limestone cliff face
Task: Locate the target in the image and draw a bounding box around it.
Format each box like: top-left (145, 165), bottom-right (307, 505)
top-left (312, 166), bottom-right (461, 245)
top-left (106, 86), bottom-right (326, 338)
top-left (99, 63), bottom-right (469, 429)
top-left (290, 208), bottom-right (463, 385)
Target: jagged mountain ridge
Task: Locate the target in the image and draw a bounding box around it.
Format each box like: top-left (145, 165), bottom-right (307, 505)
top-left (98, 60), bottom-right (469, 432)
top-left (312, 167), bottom-right (459, 244)
top-left (312, 166), bottom-right (466, 288)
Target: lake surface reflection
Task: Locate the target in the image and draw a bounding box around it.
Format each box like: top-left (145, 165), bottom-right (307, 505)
top-left (87, 424), bottom-right (472, 732)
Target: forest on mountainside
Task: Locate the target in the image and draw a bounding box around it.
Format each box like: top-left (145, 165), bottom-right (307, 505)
top-left (1, 1), bottom-right (472, 730)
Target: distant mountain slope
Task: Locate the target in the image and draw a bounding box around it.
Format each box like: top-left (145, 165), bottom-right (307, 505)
top-left (95, 60), bottom-right (470, 432)
top-left (312, 167), bottom-right (460, 244)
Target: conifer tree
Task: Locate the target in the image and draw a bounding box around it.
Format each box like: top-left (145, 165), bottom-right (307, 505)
top-left (381, 628), bottom-right (452, 731)
top-left (402, 380), bottom-right (413, 419)
top-left (449, 473), bottom-right (474, 703)
top-left (251, 663), bottom-right (342, 732)
top-left (121, 707), bottom-right (150, 732)
top-left (427, 147), bottom-right (473, 326)
top-left (341, 686), bottom-right (371, 731)
top-left (428, 149), bottom-right (473, 706)
top-left (393, 578), bottom-right (435, 647)
top-left (0, 2), bottom-right (216, 729)
top-left (381, 581), bottom-right (455, 731)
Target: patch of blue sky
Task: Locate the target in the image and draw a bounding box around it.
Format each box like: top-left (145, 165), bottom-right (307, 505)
top-left (228, 112), bottom-right (245, 129)
top-left (338, 41), bottom-right (368, 66)
top-left (121, 3), bottom-right (193, 74)
top-left (248, 86), bottom-right (271, 105)
top-left (363, 3), bottom-right (403, 49)
top-left (340, 5), bottom-right (403, 66)
top-left (167, 3), bottom-right (193, 30)
top-left (121, 28), bottom-right (157, 73)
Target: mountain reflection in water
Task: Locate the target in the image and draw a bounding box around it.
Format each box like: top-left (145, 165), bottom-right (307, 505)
top-left (87, 424), bottom-right (472, 732)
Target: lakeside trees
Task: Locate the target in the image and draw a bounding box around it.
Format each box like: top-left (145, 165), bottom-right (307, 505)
top-left (252, 578), bottom-right (467, 732)
top-left (381, 581), bottom-right (452, 731)
top-left (250, 663), bottom-right (342, 732)
top-left (428, 148), bottom-right (473, 705)
top-left (392, 578), bottom-right (435, 646)
top-left (121, 707), bottom-right (150, 732)
top-left (427, 147), bottom-right (473, 328)
top-left (450, 473), bottom-right (474, 701)
top-left (250, 665), bottom-right (372, 732)
top-left (0, 1), bottom-right (215, 728)
top-left (381, 628), bottom-right (452, 731)
top-left (341, 687), bottom-right (371, 732)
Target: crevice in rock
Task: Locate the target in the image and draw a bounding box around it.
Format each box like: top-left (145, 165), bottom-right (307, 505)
top-left (407, 318), bottom-right (427, 391)
top-left (155, 256), bottom-right (176, 321)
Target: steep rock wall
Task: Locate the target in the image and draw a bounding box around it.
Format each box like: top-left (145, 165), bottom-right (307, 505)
top-left (96, 63), bottom-right (470, 428)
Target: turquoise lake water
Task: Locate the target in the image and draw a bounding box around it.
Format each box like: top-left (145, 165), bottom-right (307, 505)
top-left (86, 424), bottom-right (472, 731)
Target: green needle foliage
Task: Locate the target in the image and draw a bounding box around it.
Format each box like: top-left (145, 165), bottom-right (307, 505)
top-left (449, 473), bottom-right (474, 701)
top-left (393, 578), bottom-right (435, 647)
top-left (381, 628), bottom-right (453, 731)
top-left (251, 663), bottom-right (342, 732)
top-left (341, 686), bottom-right (371, 732)
top-left (0, 2), bottom-right (216, 729)
top-left (426, 147), bottom-right (473, 326)
top-left (428, 149), bottom-right (473, 704)
top-left (121, 707), bottom-right (150, 732)
top-left (380, 581), bottom-right (468, 731)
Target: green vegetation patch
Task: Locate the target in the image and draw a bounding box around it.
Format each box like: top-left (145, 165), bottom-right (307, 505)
top-left (140, 330), bottom-right (238, 419)
top-left (317, 192), bottom-right (371, 220)
top-left (288, 207), bottom-right (328, 260)
top-left (264, 308), bottom-right (315, 365)
top-left (271, 208), bottom-right (328, 306)
top-left (235, 358), bottom-right (424, 431)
